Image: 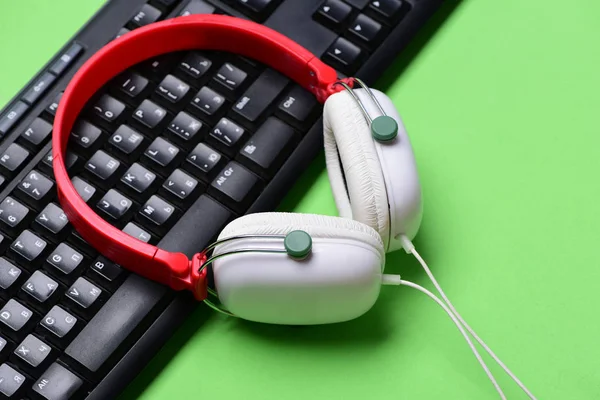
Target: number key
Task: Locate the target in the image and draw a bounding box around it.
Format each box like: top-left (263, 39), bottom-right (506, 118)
top-left (91, 93), bottom-right (125, 124)
top-left (16, 170), bottom-right (54, 209)
top-left (0, 196), bottom-right (30, 235)
top-left (70, 120), bottom-right (103, 153)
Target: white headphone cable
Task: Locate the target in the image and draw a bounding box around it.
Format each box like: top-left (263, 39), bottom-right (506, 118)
top-left (398, 235), bottom-right (537, 400)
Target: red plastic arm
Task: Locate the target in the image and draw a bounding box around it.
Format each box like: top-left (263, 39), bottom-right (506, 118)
top-left (53, 14), bottom-right (349, 300)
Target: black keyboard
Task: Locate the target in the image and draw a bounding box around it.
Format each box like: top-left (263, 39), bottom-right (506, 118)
top-left (0, 0), bottom-right (447, 398)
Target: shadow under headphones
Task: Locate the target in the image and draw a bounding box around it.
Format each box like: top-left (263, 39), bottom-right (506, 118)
top-left (52, 14), bottom-right (536, 399)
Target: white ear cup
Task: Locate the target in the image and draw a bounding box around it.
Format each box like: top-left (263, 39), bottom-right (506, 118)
top-left (211, 212), bottom-right (386, 325)
top-left (323, 90), bottom-right (391, 249)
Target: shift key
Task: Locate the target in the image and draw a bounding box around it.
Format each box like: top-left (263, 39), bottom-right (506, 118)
top-left (232, 68), bottom-right (289, 123)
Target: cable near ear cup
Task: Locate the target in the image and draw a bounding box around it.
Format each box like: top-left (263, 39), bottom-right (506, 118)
top-left (207, 212), bottom-right (385, 325)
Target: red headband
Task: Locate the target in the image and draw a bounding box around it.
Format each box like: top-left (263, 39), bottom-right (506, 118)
top-left (52, 14), bottom-right (349, 300)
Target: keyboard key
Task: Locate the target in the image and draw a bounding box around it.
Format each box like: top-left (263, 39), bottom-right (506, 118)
top-left (19, 117), bottom-right (53, 148)
top-left (0, 299), bottom-right (33, 334)
top-left (168, 111), bottom-right (202, 141)
top-left (367, 0), bottom-right (405, 21)
top-left (348, 13), bottom-right (383, 45)
top-left (70, 120), bottom-right (103, 151)
top-left (133, 99), bottom-right (167, 130)
top-left (129, 3), bottom-right (162, 28)
top-left (65, 274), bottom-right (167, 372)
top-left (85, 150), bottom-right (121, 183)
top-left (96, 189), bottom-right (132, 222)
top-left (11, 230), bottom-right (47, 263)
top-left (16, 170), bottom-right (54, 208)
top-left (143, 137), bottom-right (180, 168)
top-left (162, 169), bottom-right (199, 201)
top-left (115, 71), bottom-right (149, 100)
top-left (32, 363), bottom-right (83, 400)
top-left (0, 101), bottom-right (28, 137)
top-left (122, 222), bottom-right (152, 244)
top-left (41, 149), bottom-right (78, 175)
top-left (213, 62), bottom-right (248, 93)
top-left (178, 0), bottom-right (216, 16)
top-left (239, 117), bottom-right (295, 175)
top-left (0, 143), bottom-right (29, 175)
top-left (109, 124), bottom-right (145, 156)
top-left (45, 92), bottom-right (63, 117)
top-left (232, 0), bottom-right (275, 21)
top-left (14, 334), bottom-right (52, 368)
top-left (141, 54), bottom-right (179, 78)
top-left (21, 271), bottom-right (59, 303)
top-left (92, 93), bottom-right (126, 124)
top-left (0, 258), bottom-right (21, 291)
top-left (324, 37), bottom-right (363, 72)
top-left (178, 52), bottom-right (212, 80)
top-left (46, 243), bottom-right (84, 276)
top-left (0, 196), bottom-right (30, 233)
top-left (156, 74), bottom-right (190, 104)
top-left (185, 143), bottom-right (223, 179)
top-left (71, 176), bottom-right (96, 203)
top-left (22, 72), bottom-right (56, 105)
top-left (277, 85), bottom-right (319, 127)
top-left (139, 195), bottom-right (176, 231)
top-left (314, 0), bottom-right (353, 28)
top-left (209, 118), bottom-right (245, 150)
top-left (120, 163), bottom-right (157, 195)
top-left (190, 86), bottom-right (226, 118)
top-left (90, 256), bottom-right (122, 283)
top-left (34, 203), bottom-right (69, 238)
top-left (209, 161), bottom-right (260, 210)
top-left (0, 363), bottom-right (26, 397)
top-left (115, 27), bottom-right (131, 39)
top-left (41, 306), bottom-right (77, 339)
top-left (49, 43), bottom-right (83, 76)
top-left (233, 68), bottom-right (289, 124)
top-left (66, 277), bottom-right (102, 310)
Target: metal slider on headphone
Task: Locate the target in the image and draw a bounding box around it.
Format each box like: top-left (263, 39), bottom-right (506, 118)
top-left (334, 77), bottom-right (399, 142)
top-left (198, 230), bottom-right (313, 316)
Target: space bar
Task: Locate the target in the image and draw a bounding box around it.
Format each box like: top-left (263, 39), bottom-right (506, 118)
top-left (65, 274), bottom-right (166, 372)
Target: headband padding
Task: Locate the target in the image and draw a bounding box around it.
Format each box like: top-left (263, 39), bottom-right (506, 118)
top-left (323, 90), bottom-right (390, 250)
top-left (217, 212), bottom-right (384, 260)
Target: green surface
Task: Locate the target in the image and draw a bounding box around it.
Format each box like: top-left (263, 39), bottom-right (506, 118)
top-left (2, 1), bottom-right (600, 399)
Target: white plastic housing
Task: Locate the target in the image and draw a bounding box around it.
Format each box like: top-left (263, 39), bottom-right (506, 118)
top-left (212, 236), bottom-right (385, 325)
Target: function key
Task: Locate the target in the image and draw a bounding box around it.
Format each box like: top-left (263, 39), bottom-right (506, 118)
top-left (70, 120), bottom-right (103, 153)
top-left (16, 169), bottom-right (55, 211)
top-left (348, 13), bottom-right (383, 46)
top-left (22, 72), bottom-right (56, 105)
top-left (128, 3), bottom-right (163, 29)
top-left (20, 270), bottom-right (59, 305)
top-left (185, 143), bottom-right (224, 180)
top-left (209, 161), bottom-right (260, 211)
top-left (168, 111), bottom-right (203, 142)
top-left (32, 362), bottom-right (83, 400)
top-left (19, 117), bottom-right (53, 148)
top-left (133, 99), bottom-right (168, 131)
top-left (40, 306), bottom-right (78, 341)
top-left (34, 203), bottom-right (70, 240)
top-left (96, 189), bottom-right (133, 223)
top-left (122, 222), bottom-right (153, 244)
top-left (323, 37), bottom-right (363, 74)
top-left (232, 68), bottom-right (289, 124)
top-left (190, 86), bottom-right (226, 118)
top-left (314, 0), bottom-right (353, 29)
top-left (45, 92), bottom-right (63, 118)
top-left (209, 118), bottom-right (245, 152)
top-left (0, 299), bottom-right (34, 339)
top-left (120, 163), bottom-right (157, 196)
top-left (178, 52), bottom-right (212, 80)
top-left (0, 101), bottom-right (29, 137)
top-left (213, 62), bottom-right (248, 94)
top-left (114, 71), bottom-right (149, 101)
top-left (0, 196), bottom-right (31, 236)
top-left (71, 176), bottom-right (96, 203)
top-left (91, 93), bottom-right (126, 124)
top-left (177, 0), bottom-right (216, 16)
top-left (10, 230), bottom-right (48, 266)
top-left (49, 43), bottom-right (83, 76)
top-left (109, 124), bottom-right (145, 158)
top-left (0, 143), bottom-right (29, 176)
top-left (0, 363), bottom-right (26, 397)
top-left (84, 150), bottom-right (122, 185)
top-left (277, 85), bottom-right (320, 128)
top-left (156, 74), bottom-right (191, 104)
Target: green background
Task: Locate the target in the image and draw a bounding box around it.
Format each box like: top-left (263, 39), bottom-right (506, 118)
top-left (1, 1), bottom-right (599, 399)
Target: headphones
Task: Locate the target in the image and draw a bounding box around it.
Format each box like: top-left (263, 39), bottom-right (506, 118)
top-left (52, 14), bottom-right (535, 399)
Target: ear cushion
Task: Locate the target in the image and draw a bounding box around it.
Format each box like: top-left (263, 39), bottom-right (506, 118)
top-left (217, 212), bottom-right (385, 261)
top-left (323, 90), bottom-right (390, 250)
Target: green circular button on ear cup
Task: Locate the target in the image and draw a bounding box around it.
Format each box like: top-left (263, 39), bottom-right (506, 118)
top-left (284, 230), bottom-right (312, 259)
top-left (371, 115), bottom-right (398, 142)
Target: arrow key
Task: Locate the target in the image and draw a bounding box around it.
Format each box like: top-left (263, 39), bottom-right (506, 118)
top-left (367, 0), bottom-right (407, 23)
top-left (314, 0), bottom-right (353, 29)
top-left (323, 37), bottom-right (363, 74)
top-left (348, 13), bottom-right (383, 46)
